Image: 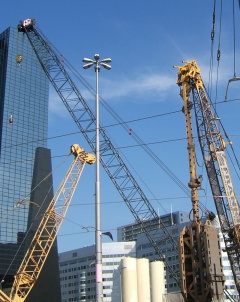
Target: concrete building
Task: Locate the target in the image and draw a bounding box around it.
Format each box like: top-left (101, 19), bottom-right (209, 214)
top-left (0, 26), bottom-right (61, 301)
top-left (59, 242), bottom-right (136, 302)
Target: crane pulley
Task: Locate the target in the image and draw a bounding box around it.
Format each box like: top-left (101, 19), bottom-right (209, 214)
top-left (0, 144), bottom-right (95, 302)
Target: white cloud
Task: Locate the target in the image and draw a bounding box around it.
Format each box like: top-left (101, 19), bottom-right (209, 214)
top-left (49, 88), bottom-right (67, 118)
top-left (98, 71), bottom-right (177, 102)
top-left (48, 70), bottom-right (177, 118)
top-left (48, 53), bottom-right (238, 119)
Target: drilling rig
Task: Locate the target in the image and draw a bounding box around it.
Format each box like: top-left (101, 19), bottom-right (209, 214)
top-left (174, 61), bottom-right (225, 302)
top-left (175, 60), bottom-right (240, 300)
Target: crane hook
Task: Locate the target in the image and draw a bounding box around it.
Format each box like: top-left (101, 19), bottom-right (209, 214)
top-left (224, 76), bottom-right (240, 101)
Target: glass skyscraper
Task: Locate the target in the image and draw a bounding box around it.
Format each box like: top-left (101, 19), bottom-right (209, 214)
top-left (0, 26), bottom-right (48, 242)
top-left (0, 25), bottom-right (48, 277)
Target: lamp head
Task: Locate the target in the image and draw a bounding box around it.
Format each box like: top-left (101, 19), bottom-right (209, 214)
top-left (101, 58), bottom-right (112, 63)
top-left (83, 62), bottom-right (94, 69)
top-left (83, 58), bottom-right (94, 63)
top-left (101, 63), bottom-right (111, 70)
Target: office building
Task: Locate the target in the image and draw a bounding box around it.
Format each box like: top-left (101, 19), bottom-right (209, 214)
top-left (0, 26), bottom-right (61, 301)
top-left (117, 211), bottom-right (189, 242)
top-left (59, 242), bottom-right (136, 302)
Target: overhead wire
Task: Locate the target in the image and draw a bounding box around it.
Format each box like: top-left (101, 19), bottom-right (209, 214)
top-left (52, 55), bottom-right (217, 218)
top-left (36, 22), bottom-right (240, 194)
top-left (48, 45), bottom-right (193, 199)
top-left (15, 22), bottom-right (236, 242)
top-left (9, 26), bottom-right (197, 218)
top-left (0, 152), bottom-right (71, 224)
top-left (205, 86), bottom-right (240, 177)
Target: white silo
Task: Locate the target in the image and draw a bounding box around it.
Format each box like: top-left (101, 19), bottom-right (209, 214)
top-left (150, 261), bottom-right (165, 302)
top-left (121, 257), bottom-right (138, 302)
top-left (137, 258), bottom-right (151, 301)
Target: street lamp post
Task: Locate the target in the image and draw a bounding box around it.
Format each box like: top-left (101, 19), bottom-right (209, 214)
top-left (83, 54), bottom-right (111, 302)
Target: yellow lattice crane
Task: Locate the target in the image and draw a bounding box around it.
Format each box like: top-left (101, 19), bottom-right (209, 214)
top-left (0, 144), bottom-right (95, 302)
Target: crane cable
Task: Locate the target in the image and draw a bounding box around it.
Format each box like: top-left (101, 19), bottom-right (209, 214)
top-left (208, 2), bottom-right (240, 177)
top-left (208, 0), bottom-right (216, 99)
top-left (47, 42), bottom-right (191, 195)
top-left (35, 25), bottom-right (216, 219)
top-left (225, 0), bottom-right (240, 101)
top-left (232, 0), bottom-right (237, 78)
top-left (47, 32), bottom-right (219, 217)
top-left (214, 0), bottom-right (223, 108)
top-left (0, 153), bottom-right (71, 225)
top-left (205, 85), bottom-right (240, 179)
top-left (0, 153), bottom-right (71, 283)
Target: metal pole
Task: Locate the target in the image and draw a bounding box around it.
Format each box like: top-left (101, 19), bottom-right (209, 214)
top-left (83, 54), bottom-right (111, 302)
top-left (95, 60), bottom-right (103, 302)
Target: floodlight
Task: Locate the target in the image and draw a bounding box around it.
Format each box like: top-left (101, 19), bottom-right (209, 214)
top-left (82, 58), bottom-right (94, 63)
top-left (83, 63), bottom-right (94, 69)
top-left (101, 63), bottom-right (111, 70)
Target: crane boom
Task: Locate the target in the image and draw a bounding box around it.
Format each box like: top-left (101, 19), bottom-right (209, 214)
top-left (0, 144), bottom-right (95, 302)
top-left (17, 19), bottom-right (181, 284)
top-left (175, 60), bottom-right (240, 295)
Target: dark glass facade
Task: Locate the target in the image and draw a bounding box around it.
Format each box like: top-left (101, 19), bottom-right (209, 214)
top-left (0, 26), bottom-right (48, 243)
top-left (0, 25), bottom-right (61, 301)
top-left (0, 26), bottom-right (48, 272)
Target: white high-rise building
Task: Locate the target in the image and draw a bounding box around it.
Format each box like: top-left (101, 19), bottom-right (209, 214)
top-left (59, 242), bottom-right (136, 302)
top-left (212, 218), bottom-right (239, 301)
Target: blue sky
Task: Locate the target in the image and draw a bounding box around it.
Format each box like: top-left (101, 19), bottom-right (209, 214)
top-left (1, 1), bottom-right (240, 253)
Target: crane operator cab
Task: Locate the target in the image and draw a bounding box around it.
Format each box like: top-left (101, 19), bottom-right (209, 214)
top-left (18, 18), bottom-right (35, 32)
top-left (70, 144), bottom-right (96, 164)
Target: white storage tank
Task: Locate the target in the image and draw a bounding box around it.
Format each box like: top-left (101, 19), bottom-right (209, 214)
top-left (137, 258), bottom-right (151, 301)
top-left (121, 257), bottom-right (138, 302)
top-left (150, 261), bottom-right (165, 302)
